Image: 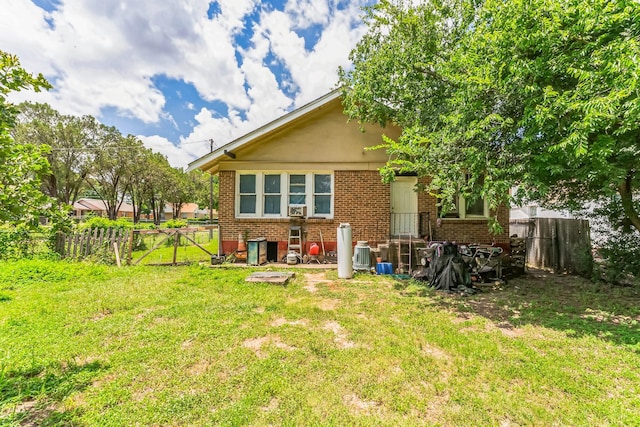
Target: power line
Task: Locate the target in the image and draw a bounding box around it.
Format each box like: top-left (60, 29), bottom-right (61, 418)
top-left (46, 138), bottom-right (216, 151)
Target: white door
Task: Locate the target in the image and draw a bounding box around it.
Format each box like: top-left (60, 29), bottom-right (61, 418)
top-left (391, 177), bottom-right (418, 237)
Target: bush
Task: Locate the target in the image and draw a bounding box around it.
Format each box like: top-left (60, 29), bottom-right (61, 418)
top-left (163, 219), bottom-right (188, 229)
top-left (0, 224), bottom-right (33, 260)
top-left (588, 197), bottom-right (640, 285)
top-left (594, 230), bottom-right (640, 286)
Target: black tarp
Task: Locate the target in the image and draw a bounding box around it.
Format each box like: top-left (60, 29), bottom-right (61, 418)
top-left (414, 242), bottom-right (476, 294)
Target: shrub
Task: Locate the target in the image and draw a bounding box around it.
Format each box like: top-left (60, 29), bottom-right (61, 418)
top-left (0, 223), bottom-right (33, 260)
top-left (588, 197), bottom-right (640, 285)
top-left (594, 230), bottom-right (640, 286)
top-left (163, 219), bottom-right (188, 229)
top-left (79, 217), bottom-right (133, 231)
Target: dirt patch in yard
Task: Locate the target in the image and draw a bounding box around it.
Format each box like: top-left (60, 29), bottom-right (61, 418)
top-left (323, 321), bottom-right (356, 349)
top-left (303, 272), bottom-right (328, 293)
top-left (432, 269), bottom-right (640, 347)
top-left (343, 393), bottom-right (382, 415)
top-left (243, 335), bottom-right (297, 358)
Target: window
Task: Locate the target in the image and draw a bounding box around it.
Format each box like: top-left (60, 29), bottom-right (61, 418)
top-left (289, 174), bottom-right (306, 205)
top-left (236, 172), bottom-right (333, 218)
top-left (437, 175), bottom-right (488, 219)
top-left (314, 174), bottom-right (331, 215)
top-left (239, 174), bottom-right (256, 214)
top-left (263, 174), bottom-right (281, 215)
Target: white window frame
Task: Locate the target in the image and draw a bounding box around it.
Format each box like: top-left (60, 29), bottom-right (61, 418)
top-left (236, 171), bottom-right (334, 219)
top-left (262, 173), bottom-right (282, 216)
top-left (437, 175), bottom-right (489, 219)
top-left (438, 194), bottom-right (489, 219)
top-left (238, 173), bottom-right (258, 215)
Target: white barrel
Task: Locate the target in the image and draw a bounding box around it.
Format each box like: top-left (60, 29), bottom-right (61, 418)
top-left (337, 223), bottom-right (353, 279)
top-left (353, 241), bottom-right (371, 271)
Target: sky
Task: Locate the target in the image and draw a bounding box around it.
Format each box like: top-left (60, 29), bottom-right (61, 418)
top-left (1, 0), bottom-right (375, 168)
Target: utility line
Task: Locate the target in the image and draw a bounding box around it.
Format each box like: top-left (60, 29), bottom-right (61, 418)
top-left (46, 139), bottom-right (216, 151)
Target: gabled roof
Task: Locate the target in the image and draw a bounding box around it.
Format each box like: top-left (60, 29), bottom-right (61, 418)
top-left (165, 202), bottom-right (199, 213)
top-left (187, 89), bottom-right (342, 174)
top-left (73, 198), bottom-right (134, 213)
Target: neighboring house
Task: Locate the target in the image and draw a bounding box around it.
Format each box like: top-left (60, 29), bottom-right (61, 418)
top-left (188, 90), bottom-right (510, 260)
top-left (72, 198), bottom-right (134, 219)
top-left (164, 203), bottom-right (200, 220)
top-left (510, 204), bottom-right (575, 221)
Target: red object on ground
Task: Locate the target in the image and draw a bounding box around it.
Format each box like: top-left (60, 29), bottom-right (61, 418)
top-left (309, 243), bottom-right (320, 255)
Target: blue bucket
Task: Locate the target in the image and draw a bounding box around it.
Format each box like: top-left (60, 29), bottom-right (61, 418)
top-left (376, 262), bottom-right (393, 275)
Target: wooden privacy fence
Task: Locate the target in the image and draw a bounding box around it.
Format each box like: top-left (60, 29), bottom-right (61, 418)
top-left (509, 218), bottom-right (592, 274)
top-left (55, 227), bottom-right (130, 264)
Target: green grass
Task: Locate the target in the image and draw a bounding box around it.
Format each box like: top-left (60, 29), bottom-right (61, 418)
top-left (1, 260), bottom-right (639, 426)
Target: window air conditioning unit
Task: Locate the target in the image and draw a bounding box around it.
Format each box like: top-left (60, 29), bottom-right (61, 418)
top-left (288, 205), bottom-right (306, 217)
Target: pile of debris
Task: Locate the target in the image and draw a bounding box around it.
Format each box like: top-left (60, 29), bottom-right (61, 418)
top-left (413, 242), bottom-right (478, 295)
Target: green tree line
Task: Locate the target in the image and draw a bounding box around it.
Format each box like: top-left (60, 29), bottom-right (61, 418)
top-left (339, 0), bottom-right (640, 236)
top-left (1, 50), bottom-right (216, 227)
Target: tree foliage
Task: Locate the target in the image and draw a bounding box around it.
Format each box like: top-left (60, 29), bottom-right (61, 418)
top-left (0, 51), bottom-right (51, 223)
top-left (12, 101), bottom-right (211, 224)
top-left (2, 53), bottom-right (212, 226)
top-left (339, 0), bottom-right (640, 233)
top-left (13, 103), bottom-right (94, 206)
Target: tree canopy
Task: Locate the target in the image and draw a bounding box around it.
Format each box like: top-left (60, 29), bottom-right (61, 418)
top-left (339, 0), bottom-right (640, 233)
top-left (0, 51), bottom-right (51, 223)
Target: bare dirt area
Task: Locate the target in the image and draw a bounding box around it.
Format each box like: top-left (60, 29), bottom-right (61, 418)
top-left (431, 269), bottom-right (640, 348)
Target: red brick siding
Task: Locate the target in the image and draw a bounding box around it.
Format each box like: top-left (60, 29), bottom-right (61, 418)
top-left (218, 170), bottom-right (509, 257)
top-left (416, 177), bottom-right (510, 247)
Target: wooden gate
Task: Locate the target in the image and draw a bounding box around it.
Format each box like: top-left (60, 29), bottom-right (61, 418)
top-left (128, 227), bottom-right (217, 266)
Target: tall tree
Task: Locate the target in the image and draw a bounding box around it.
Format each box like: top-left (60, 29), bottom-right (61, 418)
top-left (84, 129), bottom-right (141, 220)
top-left (339, 0), bottom-right (640, 233)
top-left (13, 102), bottom-right (93, 206)
top-left (164, 168), bottom-right (210, 219)
top-left (146, 152), bottom-right (174, 225)
top-left (0, 51), bottom-right (51, 223)
top-left (126, 146), bottom-right (157, 223)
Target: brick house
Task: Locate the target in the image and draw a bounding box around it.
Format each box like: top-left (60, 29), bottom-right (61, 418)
top-left (188, 90), bottom-right (509, 261)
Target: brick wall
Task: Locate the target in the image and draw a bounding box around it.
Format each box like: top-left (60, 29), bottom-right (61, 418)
top-left (416, 176), bottom-right (510, 247)
top-left (218, 170), bottom-right (510, 258)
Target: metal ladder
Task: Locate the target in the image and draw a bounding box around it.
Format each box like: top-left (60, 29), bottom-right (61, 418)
top-left (397, 234), bottom-right (412, 274)
top-left (287, 225), bottom-right (303, 262)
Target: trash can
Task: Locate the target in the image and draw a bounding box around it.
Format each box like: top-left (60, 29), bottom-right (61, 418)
top-left (337, 223), bottom-right (353, 279)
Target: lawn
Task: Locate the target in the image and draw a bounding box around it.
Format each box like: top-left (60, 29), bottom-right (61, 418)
top-left (1, 260), bottom-right (639, 426)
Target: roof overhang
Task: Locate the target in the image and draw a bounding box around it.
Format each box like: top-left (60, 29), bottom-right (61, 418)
top-left (187, 89), bottom-right (342, 174)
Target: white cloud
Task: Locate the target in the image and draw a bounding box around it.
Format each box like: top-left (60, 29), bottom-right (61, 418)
top-left (2, 0), bottom-right (372, 169)
top-left (285, 0), bottom-right (331, 28)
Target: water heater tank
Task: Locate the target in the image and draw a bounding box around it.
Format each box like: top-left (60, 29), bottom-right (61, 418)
top-left (337, 223), bottom-right (353, 279)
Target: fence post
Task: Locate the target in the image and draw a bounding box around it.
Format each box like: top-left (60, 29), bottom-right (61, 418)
top-left (127, 229), bottom-right (134, 265)
top-left (173, 230), bottom-right (180, 265)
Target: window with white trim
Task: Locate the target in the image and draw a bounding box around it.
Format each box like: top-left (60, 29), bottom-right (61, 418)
top-left (437, 175), bottom-right (488, 219)
top-left (263, 174), bottom-right (281, 215)
top-left (236, 172), bottom-right (333, 218)
top-left (313, 174), bottom-right (332, 215)
top-left (289, 174), bottom-right (306, 205)
top-left (239, 174), bottom-right (257, 214)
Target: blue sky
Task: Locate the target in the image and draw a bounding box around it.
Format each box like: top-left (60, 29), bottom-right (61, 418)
top-left (2, 0), bottom-right (374, 167)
